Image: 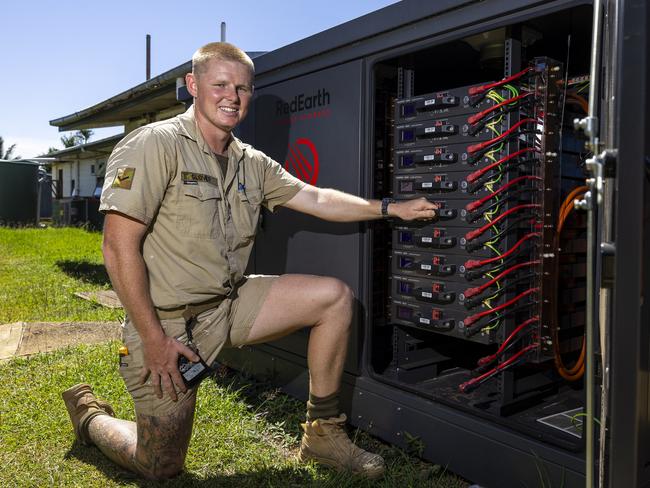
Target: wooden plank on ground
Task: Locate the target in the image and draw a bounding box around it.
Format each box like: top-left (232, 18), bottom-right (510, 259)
top-left (74, 290), bottom-right (123, 309)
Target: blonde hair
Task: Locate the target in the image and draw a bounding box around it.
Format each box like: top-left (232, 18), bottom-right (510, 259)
top-left (191, 42), bottom-right (255, 77)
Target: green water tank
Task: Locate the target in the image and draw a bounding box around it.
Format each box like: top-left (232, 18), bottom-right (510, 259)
top-left (0, 160), bottom-right (40, 225)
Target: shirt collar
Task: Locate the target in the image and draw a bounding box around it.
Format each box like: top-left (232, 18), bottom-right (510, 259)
top-left (177, 105), bottom-right (247, 159)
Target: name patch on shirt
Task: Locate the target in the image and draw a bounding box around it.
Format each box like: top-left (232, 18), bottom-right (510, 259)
top-left (182, 172), bottom-right (218, 186)
top-left (111, 167), bottom-right (136, 190)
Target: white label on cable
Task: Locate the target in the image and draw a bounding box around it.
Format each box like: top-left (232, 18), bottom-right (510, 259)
top-left (424, 99), bottom-right (436, 106)
top-left (422, 182), bottom-right (433, 188)
top-left (419, 317), bottom-right (431, 324)
top-left (424, 155), bottom-right (436, 161)
top-left (421, 237), bottom-right (433, 243)
top-left (420, 264), bottom-right (432, 270)
top-left (424, 127), bottom-right (437, 133)
top-left (421, 291), bottom-right (433, 298)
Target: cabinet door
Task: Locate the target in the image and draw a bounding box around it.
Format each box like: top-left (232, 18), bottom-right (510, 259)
top-left (607, 1), bottom-right (650, 487)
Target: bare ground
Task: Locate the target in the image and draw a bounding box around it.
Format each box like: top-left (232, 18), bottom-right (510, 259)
top-left (14, 322), bottom-right (121, 357)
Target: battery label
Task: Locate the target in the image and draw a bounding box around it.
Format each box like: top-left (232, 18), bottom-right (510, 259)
top-left (424, 127), bottom-right (436, 133)
top-left (184, 363), bottom-right (205, 381)
top-left (422, 182), bottom-right (433, 188)
top-left (420, 264), bottom-right (432, 270)
top-left (424, 99), bottom-right (436, 106)
top-left (419, 317), bottom-right (431, 325)
top-left (421, 291), bottom-right (433, 298)
top-left (421, 237), bottom-right (433, 243)
top-left (423, 155), bottom-right (436, 161)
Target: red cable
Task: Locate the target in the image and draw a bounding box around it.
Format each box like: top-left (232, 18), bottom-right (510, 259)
top-left (463, 260), bottom-right (540, 298)
top-left (464, 288), bottom-right (539, 326)
top-left (464, 232), bottom-right (540, 270)
top-left (467, 92), bottom-right (532, 125)
top-left (477, 316), bottom-right (540, 366)
top-left (459, 343), bottom-right (539, 392)
top-left (466, 148), bottom-right (539, 183)
top-left (467, 67), bottom-right (533, 96)
top-left (465, 176), bottom-right (542, 212)
top-left (467, 118), bottom-right (538, 155)
top-left (465, 203), bottom-right (541, 242)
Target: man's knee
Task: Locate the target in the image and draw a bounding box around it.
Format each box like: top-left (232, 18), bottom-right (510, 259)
top-left (320, 277), bottom-right (354, 318)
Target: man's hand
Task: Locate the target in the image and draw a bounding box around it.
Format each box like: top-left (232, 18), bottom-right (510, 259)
top-left (139, 333), bottom-right (201, 401)
top-left (389, 197), bottom-right (439, 221)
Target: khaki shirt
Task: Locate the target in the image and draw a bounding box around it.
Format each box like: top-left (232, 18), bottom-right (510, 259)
top-left (100, 106), bottom-right (304, 309)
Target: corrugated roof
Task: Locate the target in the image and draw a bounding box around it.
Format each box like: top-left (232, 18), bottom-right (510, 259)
top-left (46, 134), bottom-right (124, 161)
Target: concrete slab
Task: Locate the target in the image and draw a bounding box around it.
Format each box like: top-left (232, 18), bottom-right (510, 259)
top-left (74, 290), bottom-right (123, 309)
top-left (0, 322), bottom-right (25, 360)
top-left (0, 322), bottom-right (121, 361)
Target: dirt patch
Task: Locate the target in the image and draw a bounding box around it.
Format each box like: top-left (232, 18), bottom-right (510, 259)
top-left (15, 322), bottom-right (122, 357)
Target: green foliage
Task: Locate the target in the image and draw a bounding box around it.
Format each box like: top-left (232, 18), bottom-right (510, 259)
top-left (0, 226), bottom-right (121, 323)
top-left (0, 344), bottom-right (468, 487)
top-left (0, 136), bottom-right (21, 160)
top-left (77, 129), bottom-right (94, 144)
top-left (59, 129), bottom-right (94, 149)
top-left (60, 134), bottom-right (79, 148)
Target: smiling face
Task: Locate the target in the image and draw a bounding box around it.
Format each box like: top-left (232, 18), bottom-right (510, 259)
top-left (186, 58), bottom-right (254, 142)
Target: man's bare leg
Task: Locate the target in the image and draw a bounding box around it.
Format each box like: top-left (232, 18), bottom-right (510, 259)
top-left (243, 274), bottom-right (353, 397)
top-left (83, 393), bottom-right (196, 480)
top-left (241, 274), bottom-right (384, 478)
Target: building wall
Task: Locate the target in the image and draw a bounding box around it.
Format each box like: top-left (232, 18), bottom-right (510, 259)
top-left (53, 158), bottom-right (105, 198)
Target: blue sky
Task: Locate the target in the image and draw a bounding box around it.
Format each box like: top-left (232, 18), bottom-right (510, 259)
top-left (1, 0), bottom-right (397, 158)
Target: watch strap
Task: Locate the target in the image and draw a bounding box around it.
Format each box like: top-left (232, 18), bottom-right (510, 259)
top-left (381, 198), bottom-right (395, 218)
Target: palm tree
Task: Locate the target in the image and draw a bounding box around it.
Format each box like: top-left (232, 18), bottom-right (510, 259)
top-left (60, 129), bottom-right (94, 148)
top-left (76, 129), bottom-right (94, 144)
top-left (60, 134), bottom-right (78, 148)
top-left (0, 136), bottom-right (21, 160)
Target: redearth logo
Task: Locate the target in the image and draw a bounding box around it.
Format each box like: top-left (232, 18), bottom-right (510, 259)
top-left (276, 89), bottom-right (331, 115)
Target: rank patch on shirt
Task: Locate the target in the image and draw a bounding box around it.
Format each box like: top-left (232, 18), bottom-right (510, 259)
top-left (181, 172), bottom-right (218, 186)
top-left (111, 167), bottom-right (136, 190)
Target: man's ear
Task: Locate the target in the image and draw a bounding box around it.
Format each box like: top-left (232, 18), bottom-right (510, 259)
top-left (186, 72), bottom-right (198, 98)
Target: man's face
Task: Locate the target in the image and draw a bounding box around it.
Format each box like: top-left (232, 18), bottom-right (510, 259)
top-left (186, 59), bottom-right (254, 137)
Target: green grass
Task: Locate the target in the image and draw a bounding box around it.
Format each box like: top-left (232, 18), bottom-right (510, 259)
top-left (0, 226), bottom-right (121, 323)
top-left (0, 226), bottom-right (467, 486)
top-left (0, 343), bottom-right (468, 487)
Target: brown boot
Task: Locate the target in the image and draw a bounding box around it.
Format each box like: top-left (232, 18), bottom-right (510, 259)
top-left (298, 414), bottom-right (385, 479)
top-left (62, 383), bottom-right (115, 445)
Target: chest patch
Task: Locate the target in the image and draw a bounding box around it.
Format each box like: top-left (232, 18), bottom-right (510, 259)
top-left (181, 171), bottom-right (218, 186)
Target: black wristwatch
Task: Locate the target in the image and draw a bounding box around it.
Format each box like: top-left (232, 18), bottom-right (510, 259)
top-left (381, 198), bottom-right (395, 218)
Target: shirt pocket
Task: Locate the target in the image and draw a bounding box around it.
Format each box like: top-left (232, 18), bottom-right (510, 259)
top-left (233, 188), bottom-right (263, 240)
top-left (178, 184), bottom-right (222, 239)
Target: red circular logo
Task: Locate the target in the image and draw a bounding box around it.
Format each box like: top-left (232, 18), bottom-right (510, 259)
top-left (284, 137), bottom-right (319, 185)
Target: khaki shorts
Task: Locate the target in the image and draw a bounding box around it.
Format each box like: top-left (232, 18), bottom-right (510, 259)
top-left (119, 275), bottom-right (276, 416)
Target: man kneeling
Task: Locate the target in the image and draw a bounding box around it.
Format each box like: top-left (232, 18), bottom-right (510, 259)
top-left (63, 41), bottom-right (437, 480)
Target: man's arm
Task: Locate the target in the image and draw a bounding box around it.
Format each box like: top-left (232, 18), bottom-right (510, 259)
top-left (282, 184), bottom-right (438, 222)
top-left (103, 211), bottom-right (199, 401)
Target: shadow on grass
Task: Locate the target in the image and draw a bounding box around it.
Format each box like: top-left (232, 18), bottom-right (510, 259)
top-left (209, 365), bottom-right (305, 435)
top-left (65, 441), bottom-right (319, 488)
top-left (56, 260), bottom-right (111, 286)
